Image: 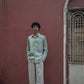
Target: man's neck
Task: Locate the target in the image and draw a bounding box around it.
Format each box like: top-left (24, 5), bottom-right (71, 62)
top-left (33, 32), bottom-right (39, 37)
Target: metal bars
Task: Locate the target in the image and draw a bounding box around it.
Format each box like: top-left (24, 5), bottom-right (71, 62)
top-left (68, 9), bottom-right (84, 63)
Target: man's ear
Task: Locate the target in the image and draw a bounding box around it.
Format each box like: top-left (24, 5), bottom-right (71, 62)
top-left (38, 28), bottom-right (40, 31)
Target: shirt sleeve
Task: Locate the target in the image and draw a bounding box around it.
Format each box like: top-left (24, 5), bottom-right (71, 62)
top-left (42, 36), bottom-right (48, 61)
top-left (26, 38), bottom-right (30, 60)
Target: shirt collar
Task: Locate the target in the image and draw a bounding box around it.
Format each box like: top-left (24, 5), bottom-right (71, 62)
top-left (31, 33), bottom-right (40, 37)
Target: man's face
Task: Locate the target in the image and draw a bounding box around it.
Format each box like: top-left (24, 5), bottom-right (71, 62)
top-left (32, 25), bottom-right (39, 33)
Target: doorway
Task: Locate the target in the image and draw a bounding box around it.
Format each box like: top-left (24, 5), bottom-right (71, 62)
top-left (67, 8), bottom-right (84, 84)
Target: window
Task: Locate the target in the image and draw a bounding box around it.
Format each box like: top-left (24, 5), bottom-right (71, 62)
top-left (68, 8), bottom-right (84, 63)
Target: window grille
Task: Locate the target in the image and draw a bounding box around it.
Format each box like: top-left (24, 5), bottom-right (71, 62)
top-left (68, 8), bottom-right (84, 63)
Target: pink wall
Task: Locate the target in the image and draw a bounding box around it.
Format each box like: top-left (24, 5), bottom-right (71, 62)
top-left (0, 0), bottom-right (2, 83)
top-left (69, 0), bottom-right (84, 9)
top-left (0, 0), bottom-right (66, 84)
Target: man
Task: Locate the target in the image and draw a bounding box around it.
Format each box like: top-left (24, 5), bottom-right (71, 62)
top-left (26, 22), bottom-right (48, 84)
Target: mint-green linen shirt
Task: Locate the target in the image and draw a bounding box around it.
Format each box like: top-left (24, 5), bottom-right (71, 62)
top-left (26, 33), bottom-right (48, 63)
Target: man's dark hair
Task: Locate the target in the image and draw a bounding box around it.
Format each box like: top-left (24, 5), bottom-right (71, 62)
top-left (31, 22), bottom-right (41, 29)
